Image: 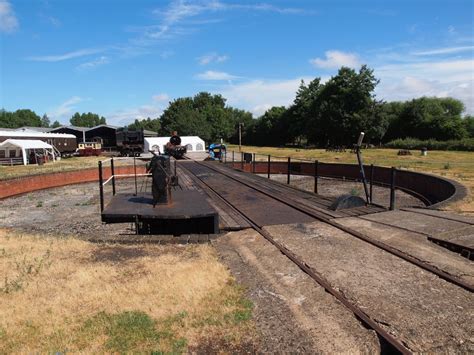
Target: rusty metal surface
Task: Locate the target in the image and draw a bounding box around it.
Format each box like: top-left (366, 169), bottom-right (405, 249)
top-left (180, 162), bottom-right (315, 227)
top-left (197, 161), bottom-right (473, 293)
top-left (226, 161), bottom-right (467, 208)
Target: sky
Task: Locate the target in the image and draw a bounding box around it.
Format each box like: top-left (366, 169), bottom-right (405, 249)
top-left (0, 0), bottom-right (473, 126)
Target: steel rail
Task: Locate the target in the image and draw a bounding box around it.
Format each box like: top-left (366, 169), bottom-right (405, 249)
top-left (193, 161), bottom-right (473, 293)
top-left (180, 163), bottom-right (412, 355)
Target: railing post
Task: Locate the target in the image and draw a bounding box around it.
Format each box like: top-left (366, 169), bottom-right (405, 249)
top-left (98, 161), bottom-right (104, 212)
top-left (232, 151), bottom-right (234, 168)
top-left (252, 153), bottom-right (256, 173)
top-left (267, 155), bottom-right (271, 179)
top-left (241, 152), bottom-right (244, 171)
top-left (370, 164), bottom-right (374, 203)
top-left (111, 158), bottom-right (116, 196)
top-left (390, 167), bottom-right (396, 210)
top-left (287, 157), bottom-right (291, 185)
top-left (314, 160), bottom-right (319, 194)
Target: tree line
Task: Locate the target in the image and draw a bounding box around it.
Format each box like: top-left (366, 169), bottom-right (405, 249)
top-left (1, 64), bottom-right (472, 148)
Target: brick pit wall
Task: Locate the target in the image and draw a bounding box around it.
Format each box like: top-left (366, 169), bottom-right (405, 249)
top-left (0, 165), bottom-right (147, 200)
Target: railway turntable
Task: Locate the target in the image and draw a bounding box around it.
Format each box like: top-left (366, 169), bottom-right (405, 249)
top-left (98, 153), bottom-right (219, 235)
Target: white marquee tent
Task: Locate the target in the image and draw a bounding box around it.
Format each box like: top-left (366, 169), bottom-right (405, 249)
top-left (144, 136), bottom-right (205, 154)
top-left (0, 139), bottom-right (55, 165)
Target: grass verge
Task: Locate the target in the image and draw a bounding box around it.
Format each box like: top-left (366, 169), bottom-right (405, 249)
top-left (0, 229), bottom-right (257, 352)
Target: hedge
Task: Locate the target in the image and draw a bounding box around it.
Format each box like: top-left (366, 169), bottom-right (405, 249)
top-left (385, 138), bottom-right (474, 151)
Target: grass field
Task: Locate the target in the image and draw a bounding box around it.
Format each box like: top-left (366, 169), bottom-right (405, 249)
top-left (0, 229), bottom-right (257, 353)
top-left (228, 145), bottom-right (474, 214)
top-left (0, 156), bottom-right (145, 181)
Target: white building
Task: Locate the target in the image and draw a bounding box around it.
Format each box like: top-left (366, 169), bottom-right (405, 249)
top-left (144, 136), bottom-right (206, 154)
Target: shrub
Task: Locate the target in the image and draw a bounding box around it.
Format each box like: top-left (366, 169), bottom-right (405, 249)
top-left (385, 138), bottom-right (474, 151)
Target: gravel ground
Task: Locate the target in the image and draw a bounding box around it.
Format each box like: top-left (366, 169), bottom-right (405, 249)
top-left (0, 181), bottom-right (134, 238)
top-left (266, 174), bottom-right (425, 208)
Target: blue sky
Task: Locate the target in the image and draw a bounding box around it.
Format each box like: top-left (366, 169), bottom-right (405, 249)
top-left (1, 0), bottom-right (473, 126)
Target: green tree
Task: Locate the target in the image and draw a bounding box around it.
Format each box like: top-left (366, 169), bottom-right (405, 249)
top-left (70, 112), bottom-right (106, 127)
top-left (0, 109), bottom-right (42, 128)
top-left (392, 97), bottom-right (467, 140)
top-left (41, 114), bottom-right (50, 127)
top-left (306, 65), bottom-right (383, 146)
top-left (128, 117), bottom-right (161, 133)
top-left (51, 120), bottom-right (62, 128)
top-left (160, 92), bottom-right (253, 143)
top-left (464, 115), bottom-right (474, 137)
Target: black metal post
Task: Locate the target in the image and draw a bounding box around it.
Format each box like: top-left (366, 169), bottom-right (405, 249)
top-left (314, 160), bottom-right (319, 194)
top-left (390, 167), bottom-right (396, 210)
top-left (98, 161), bottom-right (104, 212)
top-left (111, 158), bottom-right (116, 196)
top-left (241, 152), bottom-right (244, 171)
top-left (133, 155), bottom-right (138, 196)
top-left (369, 164), bottom-right (374, 204)
top-left (287, 157), bottom-right (291, 185)
top-left (252, 153), bottom-right (256, 173)
top-left (356, 147), bottom-right (370, 204)
top-left (267, 155), bottom-right (271, 179)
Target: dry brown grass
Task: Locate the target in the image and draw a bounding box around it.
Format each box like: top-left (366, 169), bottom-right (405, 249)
top-left (0, 229), bottom-right (256, 352)
top-left (228, 145), bottom-right (474, 214)
top-left (0, 156), bottom-right (143, 180)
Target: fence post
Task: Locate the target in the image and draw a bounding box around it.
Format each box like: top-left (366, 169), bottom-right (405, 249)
top-left (369, 164), bottom-right (374, 203)
top-left (252, 153), bottom-right (256, 173)
top-left (314, 160), bottom-right (319, 194)
top-left (232, 151), bottom-right (234, 168)
top-left (98, 161), bottom-right (104, 212)
top-left (287, 157), bottom-right (291, 185)
top-left (390, 167), bottom-right (396, 210)
top-left (267, 155), bottom-right (271, 179)
top-left (111, 158), bottom-right (116, 196)
top-left (241, 152), bottom-right (244, 171)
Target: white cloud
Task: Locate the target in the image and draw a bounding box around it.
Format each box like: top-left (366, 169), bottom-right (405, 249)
top-left (411, 46), bottom-right (474, 56)
top-left (374, 58), bottom-right (474, 114)
top-left (27, 48), bottom-right (105, 62)
top-left (197, 52), bottom-right (228, 65)
top-left (76, 56), bottom-right (109, 70)
top-left (48, 96), bottom-right (84, 121)
top-left (0, 0), bottom-right (19, 33)
top-left (219, 77), bottom-right (314, 116)
top-left (146, 0), bottom-right (310, 40)
top-left (152, 93), bottom-right (170, 102)
top-left (106, 105), bottom-right (163, 126)
top-left (310, 50), bottom-right (360, 69)
top-left (195, 70), bottom-right (239, 81)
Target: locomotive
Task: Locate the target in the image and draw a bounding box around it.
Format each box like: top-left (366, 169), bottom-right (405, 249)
top-left (164, 132), bottom-right (187, 159)
top-left (116, 127), bottom-right (144, 157)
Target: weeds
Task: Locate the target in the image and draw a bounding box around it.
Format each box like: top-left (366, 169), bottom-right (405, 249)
top-left (444, 162), bottom-right (451, 170)
top-left (36, 201), bottom-right (43, 208)
top-left (1, 249), bottom-right (51, 294)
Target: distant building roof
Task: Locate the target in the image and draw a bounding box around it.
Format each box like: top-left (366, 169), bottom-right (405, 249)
top-left (15, 126), bottom-right (53, 133)
top-left (50, 124), bottom-right (121, 133)
top-left (0, 130), bottom-right (76, 139)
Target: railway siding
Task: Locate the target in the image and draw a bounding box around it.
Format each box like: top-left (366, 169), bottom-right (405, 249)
top-left (264, 221), bottom-right (474, 353)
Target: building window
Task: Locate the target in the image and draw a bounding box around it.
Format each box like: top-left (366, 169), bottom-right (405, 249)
top-left (9, 150), bottom-right (16, 158)
top-left (0, 150), bottom-right (5, 158)
top-left (196, 143), bottom-right (203, 151)
top-left (185, 144), bottom-right (193, 151)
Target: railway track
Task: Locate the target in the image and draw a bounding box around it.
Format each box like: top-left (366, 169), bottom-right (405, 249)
top-left (180, 160), bottom-right (473, 354)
